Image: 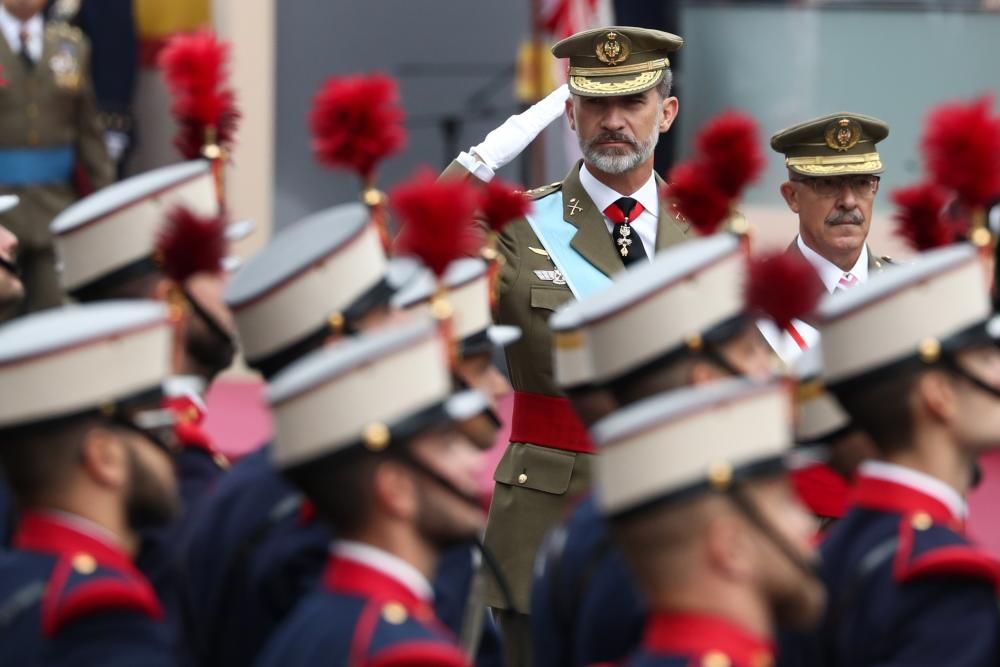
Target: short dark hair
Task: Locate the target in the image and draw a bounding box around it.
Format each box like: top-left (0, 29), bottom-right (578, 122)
top-left (835, 367), bottom-right (923, 454)
top-left (0, 417), bottom-right (92, 507)
top-left (282, 447), bottom-right (382, 537)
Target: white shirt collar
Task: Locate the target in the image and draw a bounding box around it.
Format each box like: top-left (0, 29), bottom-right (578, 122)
top-left (859, 460), bottom-right (968, 519)
top-left (333, 540), bottom-right (434, 601)
top-left (163, 375), bottom-right (208, 409)
top-left (796, 236), bottom-right (869, 294)
top-left (0, 6), bottom-right (43, 61)
top-left (579, 163), bottom-right (659, 219)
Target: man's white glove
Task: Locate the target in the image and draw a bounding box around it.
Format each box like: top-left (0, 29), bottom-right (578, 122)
top-left (457, 84), bottom-right (571, 182)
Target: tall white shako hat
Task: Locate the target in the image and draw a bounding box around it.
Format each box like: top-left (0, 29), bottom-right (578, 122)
top-left (0, 301), bottom-right (173, 431)
top-left (817, 244), bottom-right (1000, 397)
top-left (551, 234), bottom-right (747, 393)
top-left (267, 317), bottom-right (489, 472)
top-left (51, 160), bottom-right (249, 301)
top-left (592, 377), bottom-right (794, 518)
top-left (391, 258), bottom-right (520, 357)
top-left (225, 202), bottom-right (419, 379)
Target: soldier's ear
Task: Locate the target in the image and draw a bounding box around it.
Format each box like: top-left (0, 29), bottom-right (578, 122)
top-left (914, 369), bottom-right (958, 424)
top-left (704, 512), bottom-right (754, 581)
top-left (79, 425), bottom-right (129, 491)
top-left (565, 97), bottom-right (576, 131)
top-left (779, 182), bottom-right (800, 214)
top-left (658, 95), bottom-right (679, 133)
top-left (372, 458), bottom-right (419, 521)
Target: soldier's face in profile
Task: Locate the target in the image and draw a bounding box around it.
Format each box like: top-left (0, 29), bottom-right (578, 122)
top-left (744, 476), bottom-right (826, 629)
top-left (567, 88), bottom-right (678, 176)
top-left (409, 426), bottom-right (487, 547)
top-left (717, 326), bottom-right (778, 380)
top-left (183, 273), bottom-right (238, 379)
top-left (950, 344), bottom-right (1000, 452)
top-left (455, 352), bottom-right (511, 410)
top-left (119, 424), bottom-right (181, 531)
top-left (781, 173), bottom-right (876, 265)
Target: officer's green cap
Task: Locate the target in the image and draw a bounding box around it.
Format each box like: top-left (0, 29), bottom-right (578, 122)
top-left (552, 26), bottom-right (683, 98)
top-left (770, 112), bottom-right (890, 177)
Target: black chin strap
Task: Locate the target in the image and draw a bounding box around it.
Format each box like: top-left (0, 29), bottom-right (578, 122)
top-left (181, 286), bottom-right (237, 354)
top-left (941, 352), bottom-right (1000, 402)
top-left (388, 447), bottom-right (484, 511)
top-left (725, 481), bottom-right (823, 582)
top-left (702, 343), bottom-right (743, 379)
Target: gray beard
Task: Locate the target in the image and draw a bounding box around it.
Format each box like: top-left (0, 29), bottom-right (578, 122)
top-left (580, 124), bottom-right (660, 175)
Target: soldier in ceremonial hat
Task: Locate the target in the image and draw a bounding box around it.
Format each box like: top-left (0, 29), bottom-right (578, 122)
top-left (788, 245), bottom-right (1000, 666)
top-left (0, 0), bottom-right (113, 312)
top-left (594, 378), bottom-right (825, 666)
top-left (0, 301), bottom-right (179, 664)
top-left (764, 112), bottom-right (893, 360)
top-left (50, 159), bottom-right (245, 504)
top-left (532, 234), bottom-right (807, 667)
top-left (256, 318), bottom-right (492, 667)
top-left (474, 27), bottom-right (691, 663)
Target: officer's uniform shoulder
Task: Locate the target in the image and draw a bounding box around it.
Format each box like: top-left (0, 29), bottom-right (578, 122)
top-left (523, 181), bottom-right (563, 201)
top-left (893, 512), bottom-right (1000, 589)
top-left (366, 600), bottom-right (469, 666)
top-left (41, 554), bottom-right (162, 638)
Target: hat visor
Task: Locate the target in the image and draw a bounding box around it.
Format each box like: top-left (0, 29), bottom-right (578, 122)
top-left (569, 69), bottom-right (664, 98)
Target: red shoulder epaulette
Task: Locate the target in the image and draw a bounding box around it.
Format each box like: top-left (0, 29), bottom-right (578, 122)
top-left (367, 642), bottom-right (470, 667)
top-left (41, 554), bottom-right (163, 637)
top-left (892, 511), bottom-right (1000, 592)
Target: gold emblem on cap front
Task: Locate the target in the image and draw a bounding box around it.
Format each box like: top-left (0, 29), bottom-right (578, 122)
top-left (824, 118), bottom-right (862, 152)
top-left (363, 422), bottom-right (390, 451)
top-left (595, 31), bottom-right (630, 66)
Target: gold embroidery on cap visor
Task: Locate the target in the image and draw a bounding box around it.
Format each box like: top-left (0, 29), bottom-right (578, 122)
top-left (570, 69), bottom-right (664, 96)
top-left (785, 151), bottom-right (883, 176)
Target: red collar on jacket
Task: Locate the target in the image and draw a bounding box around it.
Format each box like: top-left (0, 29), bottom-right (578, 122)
top-left (322, 554), bottom-right (434, 620)
top-left (849, 474), bottom-right (960, 528)
top-left (641, 612), bottom-right (774, 666)
top-left (14, 511), bottom-right (138, 573)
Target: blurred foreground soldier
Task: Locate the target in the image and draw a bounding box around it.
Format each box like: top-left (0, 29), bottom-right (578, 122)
top-left (257, 319), bottom-right (492, 667)
top-left (593, 379), bottom-right (825, 665)
top-left (0, 195), bottom-right (23, 322)
top-left (798, 245), bottom-right (1000, 666)
top-left (0, 0), bottom-right (113, 312)
top-left (0, 301), bottom-right (178, 665)
top-left (483, 27), bottom-right (690, 662)
top-left (763, 112), bottom-right (892, 359)
top-left (51, 160), bottom-right (245, 503)
top-left (532, 235), bottom-right (816, 666)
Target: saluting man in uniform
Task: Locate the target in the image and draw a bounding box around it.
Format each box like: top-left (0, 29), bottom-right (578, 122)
top-left (0, 0), bottom-right (112, 312)
top-left (479, 27), bottom-right (690, 664)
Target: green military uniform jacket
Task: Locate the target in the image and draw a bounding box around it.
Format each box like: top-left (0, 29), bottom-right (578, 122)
top-left (483, 160), bottom-right (690, 614)
top-left (0, 20), bottom-right (112, 309)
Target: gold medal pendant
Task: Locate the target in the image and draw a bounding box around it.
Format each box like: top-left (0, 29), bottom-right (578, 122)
top-left (617, 221), bottom-right (632, 257)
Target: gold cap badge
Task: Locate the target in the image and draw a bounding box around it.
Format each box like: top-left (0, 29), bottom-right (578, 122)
top-left (595, 31), bottom-right (630, 66)
top-left (825, 118), bottom-right (862, 152)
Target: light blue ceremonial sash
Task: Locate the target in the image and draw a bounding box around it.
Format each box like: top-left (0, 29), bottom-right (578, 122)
top-left (523, 191), bottom-right (612, 299)
top-left (0, 146), bottom-right (75, 186)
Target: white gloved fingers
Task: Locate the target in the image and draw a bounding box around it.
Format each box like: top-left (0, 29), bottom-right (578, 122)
top-left (469, 84), bottom-right (572, 172)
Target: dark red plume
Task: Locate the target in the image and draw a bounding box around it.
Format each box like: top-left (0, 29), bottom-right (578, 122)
top-left (923, 96), bottom-right (1000, 209)
top-left (744, 251), bottom-right (823, 329)
top-left (695, 111), bottom-right (765, 199)
top-left (891, 182), bottom-right (964, 252)
top-left (159, 31), bottom-right (240, 159)
top-left (310, 73), bottom-right (407, 182)
top-left (156, 207), bottom-right (227, 283)
top-left (663, 161), bottom-right (732, 236)
top-left (392, 169), bottom-right (483, 277)
top-left (479, 179), bottom-right (530, 234)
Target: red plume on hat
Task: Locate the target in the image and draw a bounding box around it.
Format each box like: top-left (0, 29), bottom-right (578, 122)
top-left (664, 161), bottom-right (732, 236)
top-left (310, 73), bottom-right (407, 183)
top-left (923, 96), bottom-right (1000, 210)
top-left (665, 110), bottom-right (764, 236)
top-left (479, 179), bottom-right (530, 235)
top-left (744, 251), bottom-right (823, 329)
top-left (159, 31), bottom-right (240, 161)
top-left (891, 181), bottom-right (965, 252)
top-left (695, 112), bottom-right (766, 199)
top-left (155, 206), bottom-right (227, 283)
top-left (392, 169), bottom-right (483, 278)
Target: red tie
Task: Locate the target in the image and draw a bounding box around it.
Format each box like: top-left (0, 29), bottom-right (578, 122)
top-left (604, 197), bottom-right (648, 265)
top-left (603, 199), bottom-right (645, 224)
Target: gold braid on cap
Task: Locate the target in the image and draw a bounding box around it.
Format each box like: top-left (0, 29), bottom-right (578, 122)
top-left (569, 58), bottom-right (670, 78)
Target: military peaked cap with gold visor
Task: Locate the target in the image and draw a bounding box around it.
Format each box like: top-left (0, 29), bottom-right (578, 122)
top-left (552, 26), bottom-right (683, 98)
top-left (771, 112), bottom-right (890, 177)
